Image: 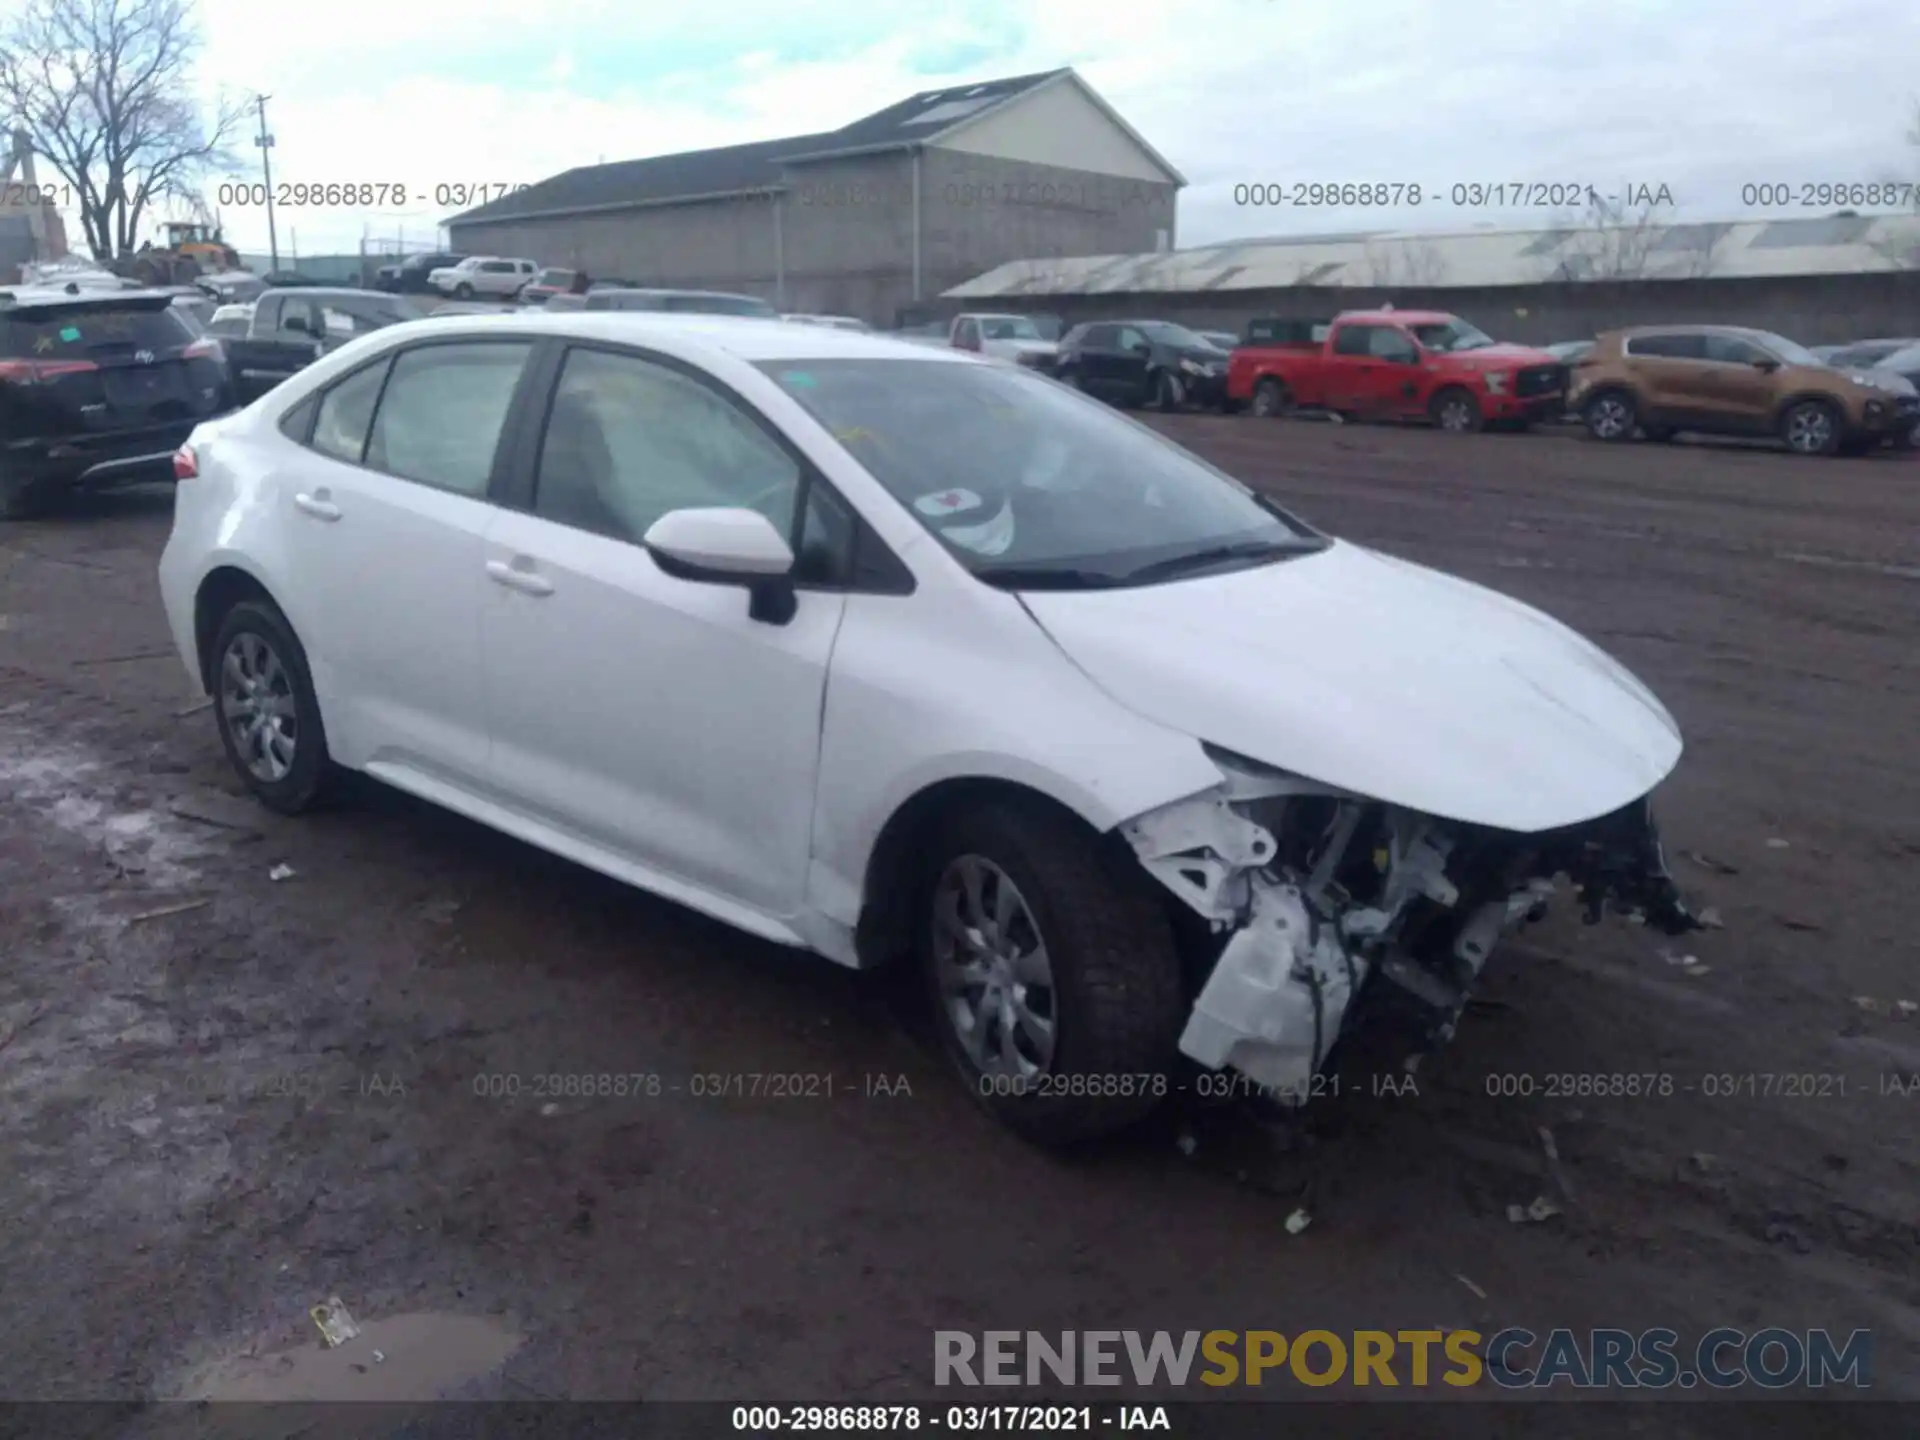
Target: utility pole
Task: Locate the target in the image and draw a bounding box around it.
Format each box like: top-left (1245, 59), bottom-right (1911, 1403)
top-left (254, 94), bottom-right (279, 270)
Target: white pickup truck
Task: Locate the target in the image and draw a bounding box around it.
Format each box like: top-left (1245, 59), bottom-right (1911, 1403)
top-left (893, 312), bottom-right (1059, 371)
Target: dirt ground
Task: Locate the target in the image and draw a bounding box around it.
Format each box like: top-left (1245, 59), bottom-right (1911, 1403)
top-left (0, 414), bottom-right (1915, 1430)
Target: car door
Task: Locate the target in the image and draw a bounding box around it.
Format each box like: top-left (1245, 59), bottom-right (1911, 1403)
top-left (278, 337), bottom-right (538, 788)
top-left (233, 293), bottom-right (322, 400)
top-left (1071, 324), bottom-right (1114, 394)
top-left (1364, 325), bottom-right (1423, 414)
top-left (1322, 322), bottom-right (1378, 410)
top-left (1697, 333), bottom-right (1779, 433)
top-left (480, 342), bottom-right (849, 916)
top-left (1111, 325), bottom-right (1153, 402)
top-left (1622, 331), bottom-right (1708, 425)
top-left (952, 317), bottom-right (982, 353)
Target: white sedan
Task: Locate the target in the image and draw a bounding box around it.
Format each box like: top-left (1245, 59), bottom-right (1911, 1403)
top-left (157, 314), bottom-right (1703, 1145)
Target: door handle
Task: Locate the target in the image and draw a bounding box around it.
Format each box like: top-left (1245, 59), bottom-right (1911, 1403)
top-left (486, 559), bottom-right (554, 596)
top-left (294, 492), bottom-right (341, 521)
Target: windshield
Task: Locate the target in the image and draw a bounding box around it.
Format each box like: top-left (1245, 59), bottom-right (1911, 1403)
top-left (757, 358), bottom-right (1324, 588)
top-left (1409, 318), bottom-right (1496, 353)
top-left (353, 296), bottom-right (428, 325)
top-left (1137, 322), bottom-right (1208, 348)
top-left (978, 316), bottom-right (1042, 341)
top-left (1748, 330), bottom-right (1821, 367)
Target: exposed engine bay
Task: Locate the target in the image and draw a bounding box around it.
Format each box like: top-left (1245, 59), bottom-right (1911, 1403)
top-left (1122, 746), bottom-right (1704, 1100)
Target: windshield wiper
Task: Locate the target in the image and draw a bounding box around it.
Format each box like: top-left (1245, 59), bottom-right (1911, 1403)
top-left (972, 564), bottom-right (1129, 590)
top-left (1121, 537), bottom-right (1322, 584)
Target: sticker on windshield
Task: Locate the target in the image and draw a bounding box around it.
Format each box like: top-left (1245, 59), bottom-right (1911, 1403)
top-left (58, 325), bottom-right (81, 342)
top-left (777, 369), bottom-right (816, 388)
top-left (913, 488), bottom-right (986, 518)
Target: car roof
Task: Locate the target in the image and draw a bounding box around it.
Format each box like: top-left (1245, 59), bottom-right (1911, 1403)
top-left (363, 310), bottom-right (976, 363)
top-left (1609, 323), bottom-right (1775, 338)
top-left (0, 284), bottom-right (178, 307)
top-left (1333, 309), bottom-right (1459, 325)
top-left (596, 287), bottom-right (769, 303)
top-left (265, 286), bottom-right (412, 301)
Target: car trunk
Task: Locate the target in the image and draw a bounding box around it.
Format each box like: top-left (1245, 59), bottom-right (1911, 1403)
top-left (1, 292), bottom-right (230, 443)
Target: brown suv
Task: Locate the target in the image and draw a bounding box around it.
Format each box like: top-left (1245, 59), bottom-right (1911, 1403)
top-left (1574, 325), bottom-right (1920, 456)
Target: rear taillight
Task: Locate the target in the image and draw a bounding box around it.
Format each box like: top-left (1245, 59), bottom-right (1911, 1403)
top-left (0, 357), bottom-right (100, 382)
top-left (173, 444), bottom-right (199, 480)
top-left (183, 338), bottom-right (221, 360)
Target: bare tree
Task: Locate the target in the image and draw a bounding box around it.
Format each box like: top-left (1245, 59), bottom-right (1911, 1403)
top-left (1546, 190), bottom-right (1671, 281)
top-left (1361, 236), bottom-right (1449, 287)
top-left (0, 0), bottom-right (247, 258)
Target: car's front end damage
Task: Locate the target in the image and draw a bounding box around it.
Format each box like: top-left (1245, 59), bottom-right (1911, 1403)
top-left (1122, 746), bottom-right (1703, 1101)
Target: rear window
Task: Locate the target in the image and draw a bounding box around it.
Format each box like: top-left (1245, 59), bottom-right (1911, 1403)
top-left (1245, 318), bottom-right (1331, 344)
top-left (661, 293), bottom-right (776, 317)
top-left (1, 302), bottom-right (194, 359)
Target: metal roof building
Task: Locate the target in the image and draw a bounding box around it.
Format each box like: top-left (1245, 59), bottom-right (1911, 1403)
top-left (946, 213), bottom-right (1920, 298)
top-left (444, 68), bottom-right (1185, 326)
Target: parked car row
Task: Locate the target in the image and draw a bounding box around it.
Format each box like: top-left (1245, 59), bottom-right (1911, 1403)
top-left (1189, 309), bottom-right (1916, 458)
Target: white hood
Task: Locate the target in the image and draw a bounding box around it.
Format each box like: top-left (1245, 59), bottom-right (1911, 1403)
top-left (1018, 541), bottom-right (1682, 833)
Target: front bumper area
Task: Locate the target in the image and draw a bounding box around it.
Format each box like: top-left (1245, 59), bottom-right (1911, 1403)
top-left (1123, 756), bottom-right (1702, 1100)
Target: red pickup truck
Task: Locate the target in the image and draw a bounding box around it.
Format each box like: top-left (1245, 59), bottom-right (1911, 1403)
top-left (1225, 309), bottom-right (1570, 432)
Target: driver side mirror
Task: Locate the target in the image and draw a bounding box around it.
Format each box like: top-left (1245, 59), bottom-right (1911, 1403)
top-left (642, 507), bottom-right (798, 625)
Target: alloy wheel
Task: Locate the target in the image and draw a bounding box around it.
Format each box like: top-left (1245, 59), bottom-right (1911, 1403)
top-left (931, 855), bottom-right (1058, 1080)
top-left (220, 632), bottom-right (299, 783)
top-left (1785, 404), bottom-right (1834, 454)
top-left (1439, 396), bottom-right (1476, 432)
top-left (1589, 396), bottom-right (1631, 439)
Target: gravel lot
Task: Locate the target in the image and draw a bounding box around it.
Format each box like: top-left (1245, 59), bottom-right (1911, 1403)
top-left (0, 414), bottom-right (1915, 1428)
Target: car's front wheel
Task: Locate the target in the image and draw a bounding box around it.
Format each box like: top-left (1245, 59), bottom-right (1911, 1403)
top-left (1583, 388), bottom-right (1638, 441)
top-left (1781, 399), bottom-right (1841, 457)
top-left (454, 282), bottom-right (475, 300)
top-left (209, 598), bottom-right (334, 814)
top-left (920, 801), bottom-right (1186, 1147)
top-left (1430, 386), bottom-right (1484, 433)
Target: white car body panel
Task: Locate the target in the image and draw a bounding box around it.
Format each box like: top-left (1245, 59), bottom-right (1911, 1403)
top-left (1019, 541), bottom-right (1682, 834)
top-left (157, 311), bottom-right (1699, 1113)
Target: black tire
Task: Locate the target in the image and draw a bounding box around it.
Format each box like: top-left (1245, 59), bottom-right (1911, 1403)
top-left (1250, 377), bottom-right (1293, 418)
top-left (1780, 399), bottom-right (1842, 457)
top-left (454, 282), bottom-right (474, 300)
top-left (1893, 425), bottom-right (1917, 452)
top-left (207, 598), bottom-right (335, 815)
top-left (1583, 388), bottom-right (1638, 442)
top-left (919, 801), bottom-right (1186, 1147)
top-left (1430, 385), bottom-right (1483, 433)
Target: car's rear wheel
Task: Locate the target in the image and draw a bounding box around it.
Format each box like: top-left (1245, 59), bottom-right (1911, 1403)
top-left (920, 801), bottom-right (1186, 1147)
top-left (1250, 377), bottom-right (1293, 418)
top-left (209, 598), bottom-right (334, 815)
top-left (1583, 388), bottom-right (1638, 441)
top-left (1431, 386), bottom-right (1484, 433)
top-left (1781, 399), bottom-right (1842, 456)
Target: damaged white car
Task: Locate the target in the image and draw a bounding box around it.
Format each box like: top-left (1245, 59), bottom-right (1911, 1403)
top-left (157, 315), bottom-right (1700, 1147)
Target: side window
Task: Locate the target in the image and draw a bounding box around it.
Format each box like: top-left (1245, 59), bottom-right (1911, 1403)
top-left (310, 359), bottom-right (391, 463)
top-left (1627, 332), bottom-right (1706, 360)
top-left (1368, 327), bottom-right (1418, 362)
top-left (278, 393), bottom-right (319, 443)
top-left (1115, 326), bottom-right (1147, 350)
top-left (792, 481), bottom-right (857, 585)
top-left (532, 347), bottom-right (803, 546)
top-left (363, 342), bottom-right (531, 495)
top-left (278, 300), bottom-right (316, 335)
top-left (1703, 334), bottom-right (1767, 365)
top-left (1081, 325), bottom-right (1113, 347)
top-left (1331, 325), bottom-right (1373, 356)
top-left (954, 319), bottom-right (978, 346)
top-left (480, 261), bottom-right (512, 275)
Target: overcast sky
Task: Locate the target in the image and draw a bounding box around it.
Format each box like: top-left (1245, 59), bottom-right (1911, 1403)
top-left (85, 0), bottom-right (1920, 258)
